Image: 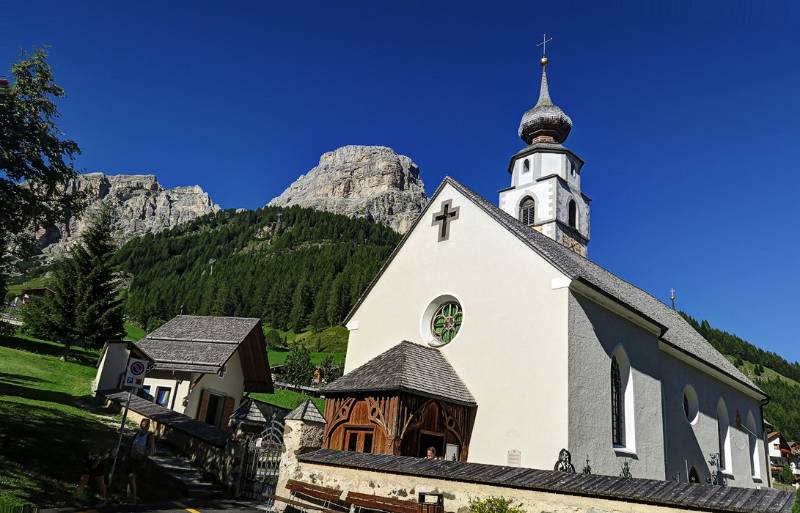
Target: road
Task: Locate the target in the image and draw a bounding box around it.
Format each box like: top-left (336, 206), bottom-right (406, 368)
top-left (43, 499), bottom-right (265, 513)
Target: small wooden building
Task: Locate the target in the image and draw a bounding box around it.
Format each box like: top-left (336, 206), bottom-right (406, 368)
top-left (321, 341), bottom-right (476, 461)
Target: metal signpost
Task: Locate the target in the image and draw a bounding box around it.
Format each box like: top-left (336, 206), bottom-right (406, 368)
top-left (107, 356), bottom-right (148, 492)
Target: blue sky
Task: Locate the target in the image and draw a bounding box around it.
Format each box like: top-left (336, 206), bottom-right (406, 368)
top-left (2, 1), bottom-right (799, 361)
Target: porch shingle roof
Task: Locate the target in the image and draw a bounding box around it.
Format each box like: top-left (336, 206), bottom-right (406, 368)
top-left (322, 341), bottom-right (476, 406)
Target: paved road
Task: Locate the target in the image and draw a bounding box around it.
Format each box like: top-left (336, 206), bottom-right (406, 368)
top-left (43, 499), bottom-right (265, 513)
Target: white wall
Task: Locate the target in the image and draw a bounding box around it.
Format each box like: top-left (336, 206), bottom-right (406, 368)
top-left (346, 183), bottom-right (571, 469)
top-left (183, 351), bottom-right (245, 419)
top-left (92, 343), bottom-right (129, 393)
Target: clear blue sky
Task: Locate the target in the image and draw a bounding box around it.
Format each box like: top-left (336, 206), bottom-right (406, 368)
top-left (2, 1), bottom-right (799, 361)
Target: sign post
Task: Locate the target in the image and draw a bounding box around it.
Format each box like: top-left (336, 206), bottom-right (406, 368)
top-left (107, 356), bottom-right (148, 493)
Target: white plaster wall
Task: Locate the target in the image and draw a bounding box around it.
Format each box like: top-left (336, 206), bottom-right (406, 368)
top-left (183, 351), bottom-right (245, 419)
top-left (142, 376), bottom-right (191, 413)
top-left (661, 352), bottom-right (768, 488)
top-left (768, 435), bottom-right (782, 460)
top-left (92, 343), bottom-right (128, 393)
top-left (346, 183), bottom-right (571, 469)
top-left (498, 180), bottom-right (554, 224)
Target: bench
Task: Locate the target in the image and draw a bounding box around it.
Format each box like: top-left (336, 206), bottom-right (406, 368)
top-left (286, 480), bottom-right (347, 510)
top-left (267, 494), bottom-right (340, 513)
top-left (345, 491), bottom-right (418, 513)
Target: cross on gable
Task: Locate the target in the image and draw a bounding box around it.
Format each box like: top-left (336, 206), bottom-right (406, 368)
top-left (431, 200), bottom-right (459, 242)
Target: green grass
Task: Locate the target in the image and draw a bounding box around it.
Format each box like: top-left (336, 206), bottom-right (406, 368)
top-left (123, 322), bottom-right (146, 342)
top-left (727, 355), bottom-right (800, 387)
top-left (5, 276), bottom-right (50, 302)
top-left (267, 350), bottom-right (345, 367)
top-left (0, 334), bottom-right (176, 508)
top-left (250, 389), bottom-right (323, 413)
top-left (264, 325), bottom-right (348, 353)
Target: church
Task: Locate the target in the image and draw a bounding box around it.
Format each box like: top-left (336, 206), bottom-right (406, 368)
top-left (321, 53), bottom-right (770, 488)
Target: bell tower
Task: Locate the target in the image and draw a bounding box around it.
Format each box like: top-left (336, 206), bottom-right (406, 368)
top-left (498, 40), bottom-right (590, 256)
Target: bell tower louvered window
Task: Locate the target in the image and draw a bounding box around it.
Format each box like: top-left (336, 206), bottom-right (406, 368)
top-left (519, 197), bottom-right (535, 226)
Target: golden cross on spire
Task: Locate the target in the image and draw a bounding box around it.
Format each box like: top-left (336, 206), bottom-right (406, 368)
top-left (536, 34), bottom-right (553, 57)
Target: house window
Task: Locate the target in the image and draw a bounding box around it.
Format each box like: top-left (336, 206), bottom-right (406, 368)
top-left (155, 386), bottom-right (171, 407)
top-left (688, 466), bottom-right (700, 483)
top-left (519, 197), bottom-right (535, 226)
top-left (522, 159), bottom-right (530, 173)
top-left (568, 199), bottom-right (577, 229)
top-left (611, 356), bottom-right (625, 446)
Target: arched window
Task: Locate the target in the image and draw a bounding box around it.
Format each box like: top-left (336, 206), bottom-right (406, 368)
top-left (568, 199), bottom-right (577, 229)
top-left (611, 346), bottom-right (635, 451)
top-left (611, 356), bottom-right (625, 446)
top-left (717, 399), bottom-right (731, 472)
top-left (522, 159), bottom-right (530, 173)
top-left (519, 197), bottom-right (535, 226)
top-left (688, 466), bottom-right (700, 483)
top-left (746, 411), bottom-right (760, 479)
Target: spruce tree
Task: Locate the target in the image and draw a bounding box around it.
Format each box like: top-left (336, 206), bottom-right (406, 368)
top-left (72, 206), bottom-right (125, 347)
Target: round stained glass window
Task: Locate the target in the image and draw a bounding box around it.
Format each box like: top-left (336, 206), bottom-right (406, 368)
top-left (431, 301), bottom-right (463, 344)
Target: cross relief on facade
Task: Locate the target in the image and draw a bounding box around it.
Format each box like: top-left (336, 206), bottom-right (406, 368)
top-left (432, 200), bottom-right (459, 242)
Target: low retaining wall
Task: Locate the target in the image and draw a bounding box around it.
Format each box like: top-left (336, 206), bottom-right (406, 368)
top-left (104, 390), bottom-right (239, 490)
top-left (281, 449), bottom-right (795, 513)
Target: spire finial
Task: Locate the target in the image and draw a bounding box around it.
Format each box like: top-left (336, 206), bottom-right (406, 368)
top-left (536, 34), bottom-right (552, 67)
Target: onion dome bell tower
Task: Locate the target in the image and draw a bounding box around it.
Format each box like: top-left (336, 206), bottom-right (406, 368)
top-left (499, 48), bottom-right (590, 257)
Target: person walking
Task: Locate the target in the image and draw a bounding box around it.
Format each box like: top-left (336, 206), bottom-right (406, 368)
top-left (126, 418), bottom-right (155, 502)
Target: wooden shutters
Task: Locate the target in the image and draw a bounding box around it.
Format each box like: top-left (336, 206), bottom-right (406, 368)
top-left (220, 396), bottom-right (235, 430)
top-left (196, 389), bottom-right (210, 421)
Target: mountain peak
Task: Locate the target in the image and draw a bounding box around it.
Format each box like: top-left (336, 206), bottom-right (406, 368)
top-left (269, 145), bottom-right (428, 233)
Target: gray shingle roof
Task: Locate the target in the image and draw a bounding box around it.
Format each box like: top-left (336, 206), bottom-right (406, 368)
top-left (345, 177), bottom-right (762, 397)
top-left (231, 398), bottom-right (288, 424)
top-left (323, 341), bottom-right (476, 405)
top-left (445, 178), bottom-right (762, 396)
top-left (298, 449), bottom-right (795, 513)
top-left (138, 315), bottom-right (260, 373)
top-left (285, 399), bottom-right (325, 424)
top-left (104, 390), bottom-right (229, 447)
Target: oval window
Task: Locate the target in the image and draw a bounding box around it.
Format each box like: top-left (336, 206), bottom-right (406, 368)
top-left (431, 302), bottom-right (463, 344)
top-left (683, 385), bottom-right (699, 424)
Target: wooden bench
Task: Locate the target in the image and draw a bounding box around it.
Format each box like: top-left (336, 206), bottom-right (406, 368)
top-left (267, 494), bottom-right (340, 513)
top-left (287, 479), bottom-right (343, 503)
top-left (345, 491), bottom-right (418, 513)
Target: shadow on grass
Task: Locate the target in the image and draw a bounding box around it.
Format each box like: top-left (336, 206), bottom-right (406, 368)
top-left (0, 401), bottom-right (181, 508)
top-left (0, 335), bottom-right (97, 366)
top-left (0, 381), bottom-right (79, 409)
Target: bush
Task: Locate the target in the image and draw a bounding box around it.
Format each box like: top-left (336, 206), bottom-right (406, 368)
top-left (265, 329), bottom-right (286, 350)
top-left (781, 464), bottom-right (795, 484)
top-left (320, 354), bottom-right (343, 383)
top-left (793, 489), bottom-right (800, 513)
top-left (0, 320), bottom-right (15, 337)
top-left (469, 497), bottom-right (525, 513)
top-left (283, 344), bottom-right (314, 386)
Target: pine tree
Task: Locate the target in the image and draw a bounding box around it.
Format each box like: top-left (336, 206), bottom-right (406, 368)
top-left (72, 206), bottom-right (125, 347)
top-left (288, 278), bottom-right (312, 331)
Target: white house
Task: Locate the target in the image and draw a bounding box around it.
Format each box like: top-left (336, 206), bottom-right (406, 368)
top-left (94, 315), bottom-right (272, 430)
top-left (321, 55), bottom-right (769, 488)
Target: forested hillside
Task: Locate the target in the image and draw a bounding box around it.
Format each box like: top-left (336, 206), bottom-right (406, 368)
top-left (682, 312), bottom-right (800, 440)
top-left (112, 206), bottom-right (400, 332)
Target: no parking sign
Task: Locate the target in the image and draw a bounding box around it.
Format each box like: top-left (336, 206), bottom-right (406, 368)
top-left (124, 357), bottom-right (148, 388)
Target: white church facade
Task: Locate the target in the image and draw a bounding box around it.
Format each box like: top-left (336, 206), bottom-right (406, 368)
top-left (322, 55), bottom-right (769, 488)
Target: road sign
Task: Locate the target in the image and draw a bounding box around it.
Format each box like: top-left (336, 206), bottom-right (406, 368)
top-left (124, 357), bottom-right (148, 388)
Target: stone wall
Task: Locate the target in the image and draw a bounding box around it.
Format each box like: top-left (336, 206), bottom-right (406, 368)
top-left (274, 418), bottom-right (794, 513)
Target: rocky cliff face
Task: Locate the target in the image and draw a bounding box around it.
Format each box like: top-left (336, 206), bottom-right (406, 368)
top-left (38, 173), bottom-right (220, 259)
top-left (269, 146), bottom-right (428, 233)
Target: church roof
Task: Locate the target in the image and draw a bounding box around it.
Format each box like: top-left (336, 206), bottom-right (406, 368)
top-left (323, 341), bottom-right (476, 406)
top-left (345, 177), bottom-right (763, 398)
